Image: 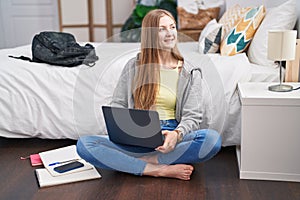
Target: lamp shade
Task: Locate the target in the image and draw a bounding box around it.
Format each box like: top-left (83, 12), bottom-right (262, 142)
top-left (267, 30), bottom-right (297, 61)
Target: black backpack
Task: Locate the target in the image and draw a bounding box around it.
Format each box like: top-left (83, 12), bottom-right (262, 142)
top-left (9, 31), bottom-right (98, 67)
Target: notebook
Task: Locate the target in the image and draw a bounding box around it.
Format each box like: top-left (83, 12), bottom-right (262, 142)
top-left (102, 106), bottom-right (164, 149)
top-left (35, 167), bottom-right (101, 188)
top-left (39, 145), bottom-right (94, 177)
top-left (36, 145), bottom-right (101, 187)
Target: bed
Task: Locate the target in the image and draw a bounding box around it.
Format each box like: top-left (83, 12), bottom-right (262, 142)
top-left (0, 0), bottom-right (299, 146)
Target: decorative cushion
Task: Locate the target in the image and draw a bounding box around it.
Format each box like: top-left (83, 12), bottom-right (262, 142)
top-left (218, 4), bottom-right (250, 40)
top-left (177, 6), bottom-right (220, 30)
top-left (220, 5), bottom-right (265, 56)
top-left (198, 19), bottom-right (222, 54)
top-left (247, 0), bottom-right (297, 67)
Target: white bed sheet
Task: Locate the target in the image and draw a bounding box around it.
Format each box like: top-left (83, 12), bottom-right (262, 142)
top-left (0, 42), bottom-right (265, 146)
top-left (249, 62), bottom-right (280, 82)
top-left (178, 43), bottom-right (253, 146)
top-left (0, 45), bottom-right (81, 139)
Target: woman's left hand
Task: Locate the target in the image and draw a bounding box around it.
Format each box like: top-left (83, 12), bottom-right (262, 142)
top-left (155, 130), bottom-right (178, 153)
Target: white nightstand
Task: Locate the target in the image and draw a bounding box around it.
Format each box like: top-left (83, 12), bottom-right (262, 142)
top-left (237, 82), bottom-right (300, 182)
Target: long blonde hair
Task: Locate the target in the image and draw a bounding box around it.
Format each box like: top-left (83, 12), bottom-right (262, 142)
top-left (133, 9), bottom-right (183, 110)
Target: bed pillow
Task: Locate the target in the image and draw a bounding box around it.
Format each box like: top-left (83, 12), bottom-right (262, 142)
top-left (218, 4), bottom-right (250, 40)
top-left (198, 19), bottom-right (222, 54)
top-left (220, 5), bottom-right (265, 56)
top-left (247, 0), bottom-right (297, 67)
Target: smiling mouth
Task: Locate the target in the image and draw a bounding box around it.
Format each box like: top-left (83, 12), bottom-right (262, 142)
top-left (164, 38), bottom-right (174, 43)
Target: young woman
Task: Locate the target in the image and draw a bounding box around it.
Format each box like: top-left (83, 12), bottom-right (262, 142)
top-left (77, 9), bottom-right (221, 181)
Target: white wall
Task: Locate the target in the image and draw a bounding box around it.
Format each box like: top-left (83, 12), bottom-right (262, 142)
top-left (0, 0), bottom-right (59, 49)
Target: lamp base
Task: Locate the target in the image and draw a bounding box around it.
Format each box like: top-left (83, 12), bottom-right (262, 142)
top-left (268, 84), bottom-right (293, 92)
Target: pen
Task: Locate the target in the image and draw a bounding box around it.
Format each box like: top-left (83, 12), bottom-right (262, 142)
top-left (48, 159), bottom-right (79, 166)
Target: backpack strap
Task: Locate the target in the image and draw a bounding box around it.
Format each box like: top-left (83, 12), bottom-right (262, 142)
top-left (8, 55), bottom-right (32, 62)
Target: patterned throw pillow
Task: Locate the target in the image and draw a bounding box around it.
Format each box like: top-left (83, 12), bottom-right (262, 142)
top-left (218, 4), bottom-right (250, 40)
top-left (198, 19), bottom-right (222, 54)
top-left (220, 5), bottom-right (265, 56)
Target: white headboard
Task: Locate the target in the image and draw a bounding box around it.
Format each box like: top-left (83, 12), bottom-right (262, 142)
top-left (223, 0), bottom-right (300, 38)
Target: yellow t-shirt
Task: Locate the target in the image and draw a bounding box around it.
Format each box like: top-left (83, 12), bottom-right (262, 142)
top-left (155, 67), bottom-right (179, 120)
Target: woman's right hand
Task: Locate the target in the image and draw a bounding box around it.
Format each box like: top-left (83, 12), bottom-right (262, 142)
top-left (155, 130), bottom-right (178, 153)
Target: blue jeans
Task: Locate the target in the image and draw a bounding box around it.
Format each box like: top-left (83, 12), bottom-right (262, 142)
top-left (76, 119), bottom-right (221, 175)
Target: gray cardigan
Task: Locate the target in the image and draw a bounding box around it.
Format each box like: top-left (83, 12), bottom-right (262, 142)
top-left (111, 56), bottom-right (204, 137)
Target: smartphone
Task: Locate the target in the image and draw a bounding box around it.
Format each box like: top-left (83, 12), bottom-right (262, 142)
top-left (54, 161), bottom-right (84, 173)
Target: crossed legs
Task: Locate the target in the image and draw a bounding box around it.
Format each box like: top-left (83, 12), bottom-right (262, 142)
top-left (76, 129), bottom-right (221, 181)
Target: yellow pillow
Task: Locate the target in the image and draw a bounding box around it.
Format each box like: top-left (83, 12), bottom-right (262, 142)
top-left (220, 5), bottom-right (265, 56)
top-left (218, 4), bottom-right (251, 40)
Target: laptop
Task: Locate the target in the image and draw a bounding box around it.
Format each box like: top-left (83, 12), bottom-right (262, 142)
top-left (102, 106), bottom-right (164, 149)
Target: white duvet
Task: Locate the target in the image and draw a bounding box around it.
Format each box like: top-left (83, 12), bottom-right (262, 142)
top-left (0, 42), bottom-right (252, 146)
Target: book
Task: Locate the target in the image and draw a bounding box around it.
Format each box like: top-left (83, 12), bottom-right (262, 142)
top-left (35, 167), bottom-right (101, 188)
top-left (39, 145), bottom-right (93, 177)
top-left (21, 154), bottom-right (43, 166)
top-left (35, 145), bottom-right (101, 187)
top-left (30, 154), bottom-right (43, 166)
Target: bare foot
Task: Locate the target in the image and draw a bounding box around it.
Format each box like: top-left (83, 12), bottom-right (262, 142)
top-left (143, 163), bottom-right (194, 181)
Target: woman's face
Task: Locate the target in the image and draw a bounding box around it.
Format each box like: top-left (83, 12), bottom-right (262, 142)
top-left (158, 15), bottom-right (177, 50)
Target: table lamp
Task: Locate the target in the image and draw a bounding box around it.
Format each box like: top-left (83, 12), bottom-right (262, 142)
top-left (267, 30), bottom-right (297, 92)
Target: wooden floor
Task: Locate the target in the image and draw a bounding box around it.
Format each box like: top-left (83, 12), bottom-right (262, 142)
top-left (1, 137), bottom-right (300, 200)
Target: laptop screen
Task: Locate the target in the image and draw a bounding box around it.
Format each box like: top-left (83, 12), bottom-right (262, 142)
top-left (102, 106), bottom-right (164, 149)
